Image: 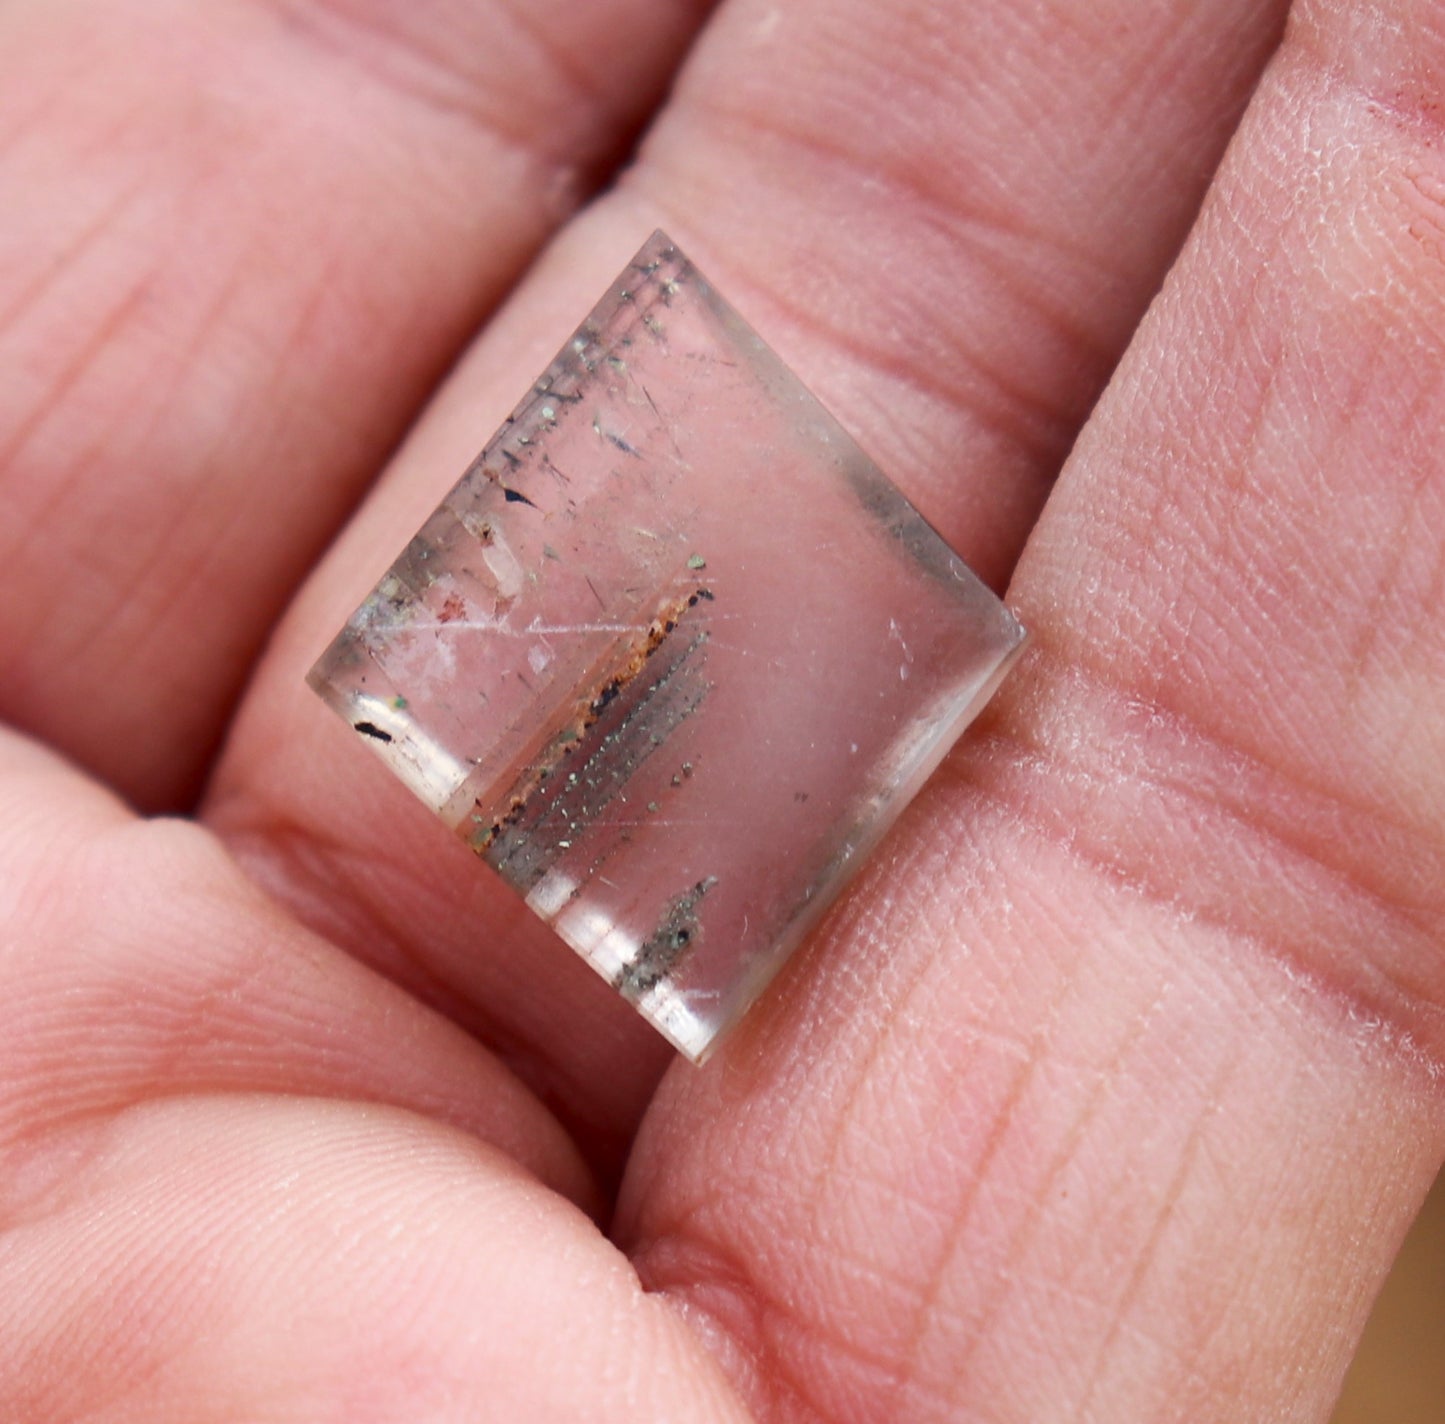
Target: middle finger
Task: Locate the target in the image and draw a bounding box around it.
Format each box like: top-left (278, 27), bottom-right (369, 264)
top-left (208, 0), bottom-right (1290, 1169)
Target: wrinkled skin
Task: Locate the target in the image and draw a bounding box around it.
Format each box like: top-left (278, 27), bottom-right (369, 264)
top-left (2, 0), bottom-right (1444, 1419)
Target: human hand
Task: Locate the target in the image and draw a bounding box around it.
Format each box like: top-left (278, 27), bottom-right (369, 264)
top-left (2, 0), bottom-right (1442, 1419)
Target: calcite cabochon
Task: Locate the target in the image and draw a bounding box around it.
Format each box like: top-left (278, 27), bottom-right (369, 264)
top-left (309, 232), bottom-right (1026, 1062)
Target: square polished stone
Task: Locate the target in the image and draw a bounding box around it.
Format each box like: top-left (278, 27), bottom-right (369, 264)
top-left (309, 232), bottom-right (1025, 1061)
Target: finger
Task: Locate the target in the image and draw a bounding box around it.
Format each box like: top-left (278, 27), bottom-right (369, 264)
top-left (0, 0), bottom-right (715, 810)
top-left (0, 726), bottom-right (593, 1209)
top-left (210, 0), bottom-right (1290, 1159)
top-left (621, 3), bottom-right (1445, 1420)
top-left (0, 1098), bottom-right (752, 1422)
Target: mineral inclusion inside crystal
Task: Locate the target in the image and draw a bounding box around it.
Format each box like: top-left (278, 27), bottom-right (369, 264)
top-left (309, 232), bottom-right (1026, 1061)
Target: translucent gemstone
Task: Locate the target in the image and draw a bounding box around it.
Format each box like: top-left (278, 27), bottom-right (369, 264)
top-left (309, 232), bottom-right (1025, 1061)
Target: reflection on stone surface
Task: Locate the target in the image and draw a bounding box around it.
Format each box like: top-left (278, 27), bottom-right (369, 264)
top-left (309, 232), bottom-right (1026, 1061)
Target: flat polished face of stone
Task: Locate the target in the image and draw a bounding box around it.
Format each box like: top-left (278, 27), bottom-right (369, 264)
top-left (309, 232), bottom-right (1026, 1061)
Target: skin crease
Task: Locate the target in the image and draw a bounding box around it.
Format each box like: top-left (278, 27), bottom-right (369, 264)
top-left (0, 4), bottom-right (1442, 1424)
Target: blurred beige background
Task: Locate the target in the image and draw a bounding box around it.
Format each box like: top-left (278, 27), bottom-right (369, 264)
top-left (1332, 1169), bottom-right (1445, 1422)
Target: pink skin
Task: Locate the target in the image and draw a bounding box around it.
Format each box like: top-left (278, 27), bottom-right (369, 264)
top-left (2, 0), bottom-right (1443, 1421)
